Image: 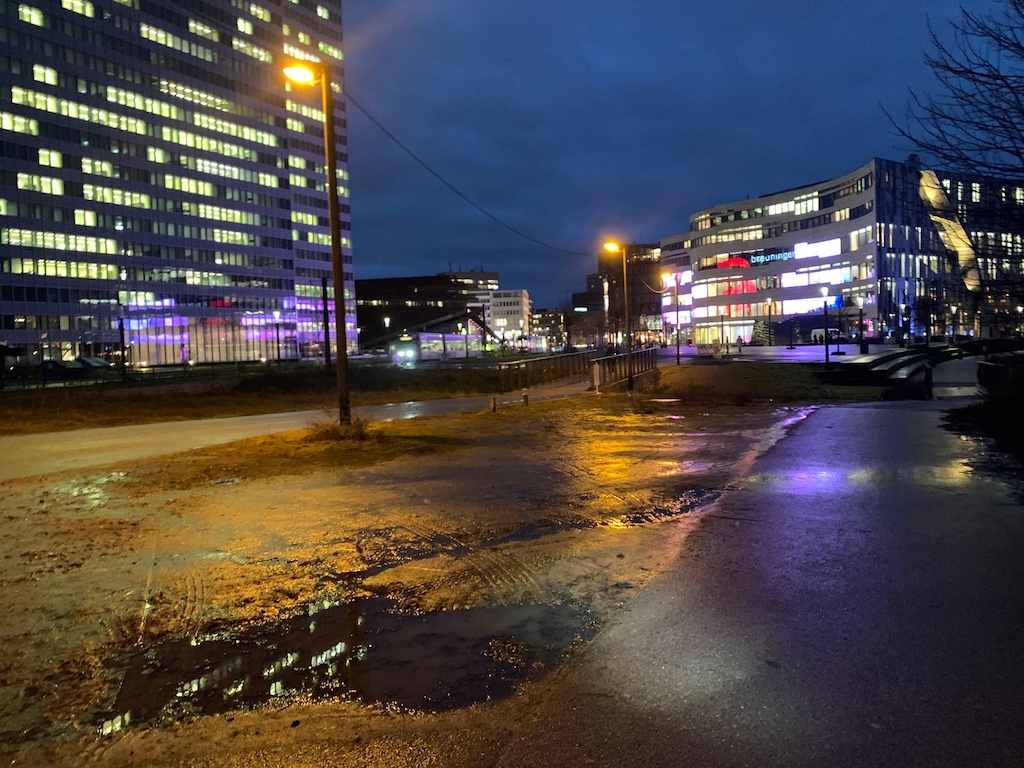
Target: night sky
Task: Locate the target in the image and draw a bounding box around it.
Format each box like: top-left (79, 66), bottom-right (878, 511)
top-left (342, 0), bottom-right (989, 308)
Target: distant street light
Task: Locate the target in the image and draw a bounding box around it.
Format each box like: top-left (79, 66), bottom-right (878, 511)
top-left (950, 304), bottom-right (958, 339)
top-left (283, 59), bottom-right (351, 424)
top-left (765, 296), bottom-right (773, 347)
top-left (605, 241), bottom-right (633, 391)
top-left (899, 303), bottom-right (908, 348)
top-left (821, 286), bottom-right (830, 365)
top-left (663, 272), bottom-right (680, 365)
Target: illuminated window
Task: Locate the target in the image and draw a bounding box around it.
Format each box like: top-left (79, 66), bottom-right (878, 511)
top-left (61, 0), bottom-right (94, 17)
top-left (18, 173), bottom-right (63, 195)
top-left (147, 147), bottom-right (170, 163)
top-left (18, 4), bottom-right (44, 25)
top-left (74, 209), bottom-right (97, 226)
top-left (971, 182), bottom-right (981, 203)
top-left (140, 24), bottom-right (215, 62)
top-left (32, 64), bottom-right (57, 85)
top-left (319, 42), bottom-right (343, 60)
top-left (237, 18), bottom-right (253, 34)
top-left (232, 38), bottom-right (272, 62)
top-left (298, 31), bottom-right (311, 44)
top-left (1, 111), bottom-right (39, 134)
top-left (188, 19), bottom-right (219, 42)
top-left (83, 184), bottom-right (151, 208)
top-left (316, 5), bottom-right (329, 18)
top-left (82, 157), bottom-right (114, 176)
top-left (249, 3), bottom-right (271, 21)
top-left (39, 148), bottom-right (62, 167)
top-left (158, 80), bottom-right (232, 112)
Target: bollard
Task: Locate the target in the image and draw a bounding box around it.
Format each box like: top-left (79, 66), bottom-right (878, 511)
top-left (522, 389), bottom-right (529, 406)
top-left (490, 397), bottom-right (497, 412)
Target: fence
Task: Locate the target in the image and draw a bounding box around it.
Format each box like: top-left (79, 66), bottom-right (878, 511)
top-left (497, 350), bottom-right (594, 392)
top-left (590, 347), bottom-right (659, 392)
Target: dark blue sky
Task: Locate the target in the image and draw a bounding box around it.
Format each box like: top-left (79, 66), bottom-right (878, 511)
top-left (342, 0), bottom-right (987, 308)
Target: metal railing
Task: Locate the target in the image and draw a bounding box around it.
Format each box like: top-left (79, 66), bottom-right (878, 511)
top-left (497, 350), bottom-right (594, 392)
top-left (590, 347), bottom-right (659, 392)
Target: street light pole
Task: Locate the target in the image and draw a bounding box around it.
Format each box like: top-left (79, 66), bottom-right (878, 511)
top-left (273, 309), bottom-right (281, 364)
top-left (284, 60), bottom-right (351, 423)
top-left (605, 241), bottom-right (632, 391)
top-left (673, 274), bottom-right (680, 365)
top-left (765, 296), bottom-right (772, 347)
top-left (857, 296), bottom-right (868, 354)
top-left (821, 287), bottom-right (830, 365)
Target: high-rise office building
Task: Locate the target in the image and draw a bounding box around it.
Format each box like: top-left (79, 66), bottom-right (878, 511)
top-left (1, 0), bottom-right (353, 366)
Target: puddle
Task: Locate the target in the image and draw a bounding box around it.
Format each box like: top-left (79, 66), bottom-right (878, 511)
top-left (96, 597), bottom-right (595, 734)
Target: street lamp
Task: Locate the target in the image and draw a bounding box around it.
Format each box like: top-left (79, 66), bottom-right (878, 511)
top-left (950, 304), bottom-right (958, 340)
top-left (604, 241), bottom-right (632, 391)
top-left (283, 59), bottom-right (351, 424)
top-left (898, 303), bottom-right (907, 348)
top-left (857, 296), bottom-right (868, 354)
top-left (821, 286), bottom-right (830, 365)
top-left (765, 296), bottom-right (772, 347)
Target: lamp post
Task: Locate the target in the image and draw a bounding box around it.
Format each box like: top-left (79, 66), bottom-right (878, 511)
top-left (950, 304), bottom-right (958, 340)
top-left (283, 60), bottom-right (351, 423)
top-left (857, 296), bottom-right (868, 354)
top-left (899, 303), bottom-right (907, 348)
top-left (821, 287), bottom-right (830, 365)
top-left (604, 241), bottom-right (632, 391)
top-left (765, 296), bottom-right (772, 346)
top-left (663, 272), bottom-right (680, 365)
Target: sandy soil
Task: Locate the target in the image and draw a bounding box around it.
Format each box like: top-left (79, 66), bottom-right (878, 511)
top-left (0, 399), bottom-right (811, 766)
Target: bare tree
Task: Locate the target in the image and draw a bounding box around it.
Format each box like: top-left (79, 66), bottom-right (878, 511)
top-left (893, 1), bottom-right (1024, 180)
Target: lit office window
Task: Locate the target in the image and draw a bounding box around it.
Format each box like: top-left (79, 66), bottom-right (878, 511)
top-left (237, 18), bottom-right (253, 34)
top-left (316, 5), bottom-right (329, 18)
top-left (319, 42), bottom-right (343, 60)
top-left (39, 148), bottom-right (62, 167)
top-left (18, 173), bottom-right (63, 195)
top-left (232, 38), bottom-right (272, 62)
top-left (74, 209), bottom-right (97, 226)
top-left (188, 19), bottom-right (219, 42)
top-left (971, 182), bottom-right (981, 203)
top-left (297, 31), bottom-right (311, 44)
top-left (249, 3), bottom-right (271, 21)
top-left (61, 0), bottom-right (94, 17)
top-left (82, 157), bottom-right (114, 176)
top-left (32, 64), bottom-right (57, 85)
top-left (18, 4), bottom-right (44, 25)
top-left (1, 111), bottom-right (38, 134)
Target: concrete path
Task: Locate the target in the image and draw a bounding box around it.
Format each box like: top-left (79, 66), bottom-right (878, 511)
top-left (0, 376), bottom-right (593, 482)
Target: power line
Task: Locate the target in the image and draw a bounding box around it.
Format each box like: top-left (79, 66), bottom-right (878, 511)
top-left (345, 92), bottom-right (589, 257)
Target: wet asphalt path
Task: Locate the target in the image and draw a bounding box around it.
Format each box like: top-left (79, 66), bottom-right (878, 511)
top-left (494, 399), bottom-right (1024, 768)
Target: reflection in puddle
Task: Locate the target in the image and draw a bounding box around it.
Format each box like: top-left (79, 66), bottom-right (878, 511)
top-left (97, 598), bottom-right (595, 734)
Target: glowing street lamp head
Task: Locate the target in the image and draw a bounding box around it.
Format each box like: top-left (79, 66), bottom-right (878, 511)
top-left (603, 241), bottom-right (621, 253)
top-left (283, 62), bottom-right (318, 86)
top-left (820, 286), bottom-right (829, 299)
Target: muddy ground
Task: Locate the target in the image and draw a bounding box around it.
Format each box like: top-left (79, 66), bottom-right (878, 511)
top-left (0, 398), bottom-right (810, 766)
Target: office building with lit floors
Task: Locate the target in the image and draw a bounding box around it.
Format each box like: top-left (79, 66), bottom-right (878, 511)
top-left (660, 157), bottom-right (1024, 347)
top-left (0, 0), bottom-right (353, 367)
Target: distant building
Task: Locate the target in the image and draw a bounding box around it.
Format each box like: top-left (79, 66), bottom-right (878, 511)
top-left (1, 0), bottom-right (353, 366)
top-left (355, 274), bottom-right (480, 350)
top-left (661, 157), bottom-right (1024, 345)
top-left (480, 289), bottom-right (531, 350)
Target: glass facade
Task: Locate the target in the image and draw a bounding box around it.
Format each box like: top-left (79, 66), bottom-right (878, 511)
top-left (0, 0), bottom-right (353, 366)
top-left (661, 158), bottom-right (1024, 345)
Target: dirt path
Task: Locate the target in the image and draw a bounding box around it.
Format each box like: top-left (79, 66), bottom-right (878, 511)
top-left (0, 400), bottom-right (810, 766)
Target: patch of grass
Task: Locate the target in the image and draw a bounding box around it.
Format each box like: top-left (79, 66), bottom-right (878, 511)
top-left (650, 362), bottom-right (887, 404)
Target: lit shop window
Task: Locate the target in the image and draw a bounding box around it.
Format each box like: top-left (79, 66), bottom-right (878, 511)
top-left (61, 0), bottom-right (94, 17)
top-left (188, 19), bottom-right (219, 42)
top-left (39, 148), bottom-right (62, 167)
top-left (233, 38), bottom-right (272, 62)
top-left (32, 64), bottom-right (57, 85)
top-left (18, 4), bottom-right (44, 25)
top-left (83, 184), bottom-right (151, 208)
top-left (18, 173), bottom-right (63, 195)
top-left (82, 158), bottom-right (114, 176)
top-left (1, 111), bottom-right (38, 134)
top-left (250, 3), bottom-right (271, 21)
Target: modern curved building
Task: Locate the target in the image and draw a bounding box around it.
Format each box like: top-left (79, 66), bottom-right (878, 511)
top-left (1, 0), bottom-right (353, 366)
top-left (661, 157), bottom-right (1022, 346)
